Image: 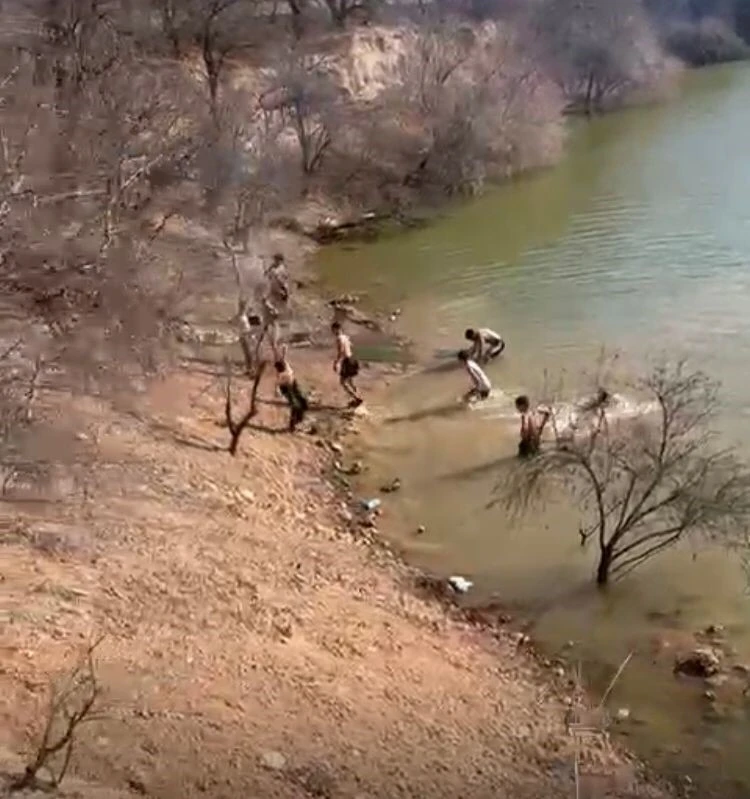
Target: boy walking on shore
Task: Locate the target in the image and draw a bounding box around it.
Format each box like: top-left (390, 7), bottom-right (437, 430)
top-left (275, 356), bottom-right (309, 432)
top-left (332, 321), bottom-right (363, 407)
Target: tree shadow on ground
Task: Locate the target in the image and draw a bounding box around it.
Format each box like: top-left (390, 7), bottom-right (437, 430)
top-left (439, 453), bottom-right (517, 483)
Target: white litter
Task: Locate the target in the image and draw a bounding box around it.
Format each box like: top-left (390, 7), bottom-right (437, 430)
top-left (448, 576), bottom-right (474, 594)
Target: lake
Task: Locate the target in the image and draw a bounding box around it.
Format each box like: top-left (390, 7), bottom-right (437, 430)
top-left (317, 64), bottom-right (750, 796)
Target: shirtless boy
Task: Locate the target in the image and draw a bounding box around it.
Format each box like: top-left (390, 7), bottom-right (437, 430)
top-left (465, 328), bottom-right (505, 364)
top-left (458, 350), bottom-right (492, 402)
top-left (515, 395), bottom-right (550, 458)
top-left (275, 357), bottom-right (309, 432)
top-left (332, 321), bottom-right (362, 407)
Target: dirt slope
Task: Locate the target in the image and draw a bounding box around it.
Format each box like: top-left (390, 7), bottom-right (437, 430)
top-left (1, 346), bottom-right (668, 799)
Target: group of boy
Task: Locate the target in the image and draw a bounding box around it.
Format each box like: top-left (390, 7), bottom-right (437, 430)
top-left (244, 254), bottom-right (363, 432)
top-left (256, 256), bottom-right (548, 452)
top-left (274, 320), bottom-right (362, 431)
top-left (457, 327), bottom-right (550, 458)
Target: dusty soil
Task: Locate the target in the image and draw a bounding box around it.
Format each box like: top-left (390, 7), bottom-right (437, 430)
top-left (0, 327), bottom-right (671, 799)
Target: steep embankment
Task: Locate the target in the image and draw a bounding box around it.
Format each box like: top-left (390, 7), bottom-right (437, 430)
top-left (0, 311), bottom-right (672, 798)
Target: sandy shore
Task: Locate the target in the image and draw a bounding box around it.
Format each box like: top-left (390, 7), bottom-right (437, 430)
top-left (0, 293), bottom-right (673, 799)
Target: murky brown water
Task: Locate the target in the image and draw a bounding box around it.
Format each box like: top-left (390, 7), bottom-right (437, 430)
top-left (317, 64), bottom-right (750, 795)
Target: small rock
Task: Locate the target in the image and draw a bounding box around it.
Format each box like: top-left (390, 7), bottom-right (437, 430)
top-left (731, 663), bottom-right (750, 676)
top-left (329, 441), bottom-right (343, 454)
top-left (238, 489), bottom-right (255, 503)
top-left (615, 707), bottom-right (631, 722)
top-left (261, 751), bottom-right (287, 771)
top-left (340, 509), bottom-right (354, 524)
top-left (705, 673), bottom-right (729, 688)
top-left (380, 478), bottom-right (401, 493)
top-left (416, 525), bottom-right (426, 535)
top-left (674, 647), bottom-right (721, 678)
top-left (350, 460), bottom-right (363, 475)
top-left (704, 624), bottom-right (725, 636)
top-left (127, 774), bottom-right (148, 795)
top-left (704, 690), bottom-right (717, 701)
top-left (554, 666), bottom-right (565, 679)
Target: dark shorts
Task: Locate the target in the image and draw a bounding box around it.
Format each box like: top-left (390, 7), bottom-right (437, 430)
top-left (518, 438), bottom-right (539, 458)
top-left (281, 382), bottom-right (308, 412)
top-left (487, 339), bottom-right (505, 358)
top-left (340, 357), bottom-right (359, 380)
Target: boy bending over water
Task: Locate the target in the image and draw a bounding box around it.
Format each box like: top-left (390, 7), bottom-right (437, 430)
top-left (458, 350), bottom-right (492, 402)
top-left (465, 327), bottom-right (505, 364)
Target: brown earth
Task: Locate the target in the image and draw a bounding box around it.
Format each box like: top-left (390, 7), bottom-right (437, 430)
top-left (0, 326), bottom-right (671, 799)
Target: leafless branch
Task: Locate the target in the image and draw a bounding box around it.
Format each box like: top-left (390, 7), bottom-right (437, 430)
top-left (498, 360), bottom-right (750, 586)
top-left (10, 637), bottom-right (105, 792)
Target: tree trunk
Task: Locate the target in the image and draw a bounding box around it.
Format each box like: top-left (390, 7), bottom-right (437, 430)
top-left (584, 72), bottom-right (595, 116)
top-left (596, 543), bottom-right (613, 586)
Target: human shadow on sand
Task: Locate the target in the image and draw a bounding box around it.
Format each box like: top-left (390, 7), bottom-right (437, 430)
top-left (384, 401), bottom-right (465, 425)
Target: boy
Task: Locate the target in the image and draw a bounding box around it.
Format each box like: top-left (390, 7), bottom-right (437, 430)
top-left (265, 252), bottom-right (290, 309)
top-left (465, 327), bottom-right (505, 364)
top-left (332, 321), bottom-right (362, 407)
top-left (458, 350), bottom-right (492, 402)
top-left (515, 395), bottom-right (551, 458)
top-left (275, 357), bottom-right (309, 432)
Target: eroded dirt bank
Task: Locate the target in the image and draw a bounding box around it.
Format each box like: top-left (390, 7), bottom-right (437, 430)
top-left (0, 305), bottom-right (674, 799)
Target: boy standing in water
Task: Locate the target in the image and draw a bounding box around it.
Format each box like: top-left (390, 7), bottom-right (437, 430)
top-left (332, 321), bottom-right (363, 407)
top-left (515, 395), bottom-right (550, 457)
top-left (458, 350), bottom-right (492, 402)
top-left (275, 355), bottom-right (309, 432)
top-left (465, 327), bottom-right (505, 364)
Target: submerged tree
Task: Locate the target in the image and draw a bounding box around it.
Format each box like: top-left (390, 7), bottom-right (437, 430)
top-left (499, 362), bottom-right (750, 586)
top-left (534, 0), bottom-right (667, 113)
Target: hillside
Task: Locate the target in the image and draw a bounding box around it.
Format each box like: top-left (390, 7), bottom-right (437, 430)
top-left (0, 319), bottom-right (672, 798)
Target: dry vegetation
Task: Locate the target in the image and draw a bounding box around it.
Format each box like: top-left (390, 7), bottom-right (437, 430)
top-left (0, 0), bottom-right (733, 796)
top-left (498, 361), bottom-right (750, 586)
top-left (0, 0), bottom-right (687, 511)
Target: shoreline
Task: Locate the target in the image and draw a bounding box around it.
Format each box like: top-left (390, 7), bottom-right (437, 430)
top-left (287, 271), bottom-right (686, 796)
top-left (0, 266), bottom-right (676, 798)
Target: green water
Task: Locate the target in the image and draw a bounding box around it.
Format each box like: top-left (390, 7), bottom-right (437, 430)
top-left (317, 65), bottom-right (750, 796)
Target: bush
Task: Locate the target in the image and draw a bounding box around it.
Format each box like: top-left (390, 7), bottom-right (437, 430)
top-left (665, 17), bottom-right (750, 65)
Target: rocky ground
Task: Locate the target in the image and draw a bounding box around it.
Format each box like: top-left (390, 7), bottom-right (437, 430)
top-left (0, 318), bottom-right (672, 799)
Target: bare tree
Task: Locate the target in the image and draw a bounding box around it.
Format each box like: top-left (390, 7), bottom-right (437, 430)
top-left (321, 0), bottom-right (373, 27)
top-left (224, 355), bottom-right (266, 454)
top-left (379, 22), bottom-right (563, 195)
top-left (149, 0), bottom-right (259, 122)
top-left (0, 3), bottom-right (199, 498)
top-left (499, 362), bottom-right (750, 586)
top-left (533, 0), bottom-right (666, 113)
top-left (273, 54), bottom-right (342, 176)
top-left (11, 639), bottom-right (103, 792)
